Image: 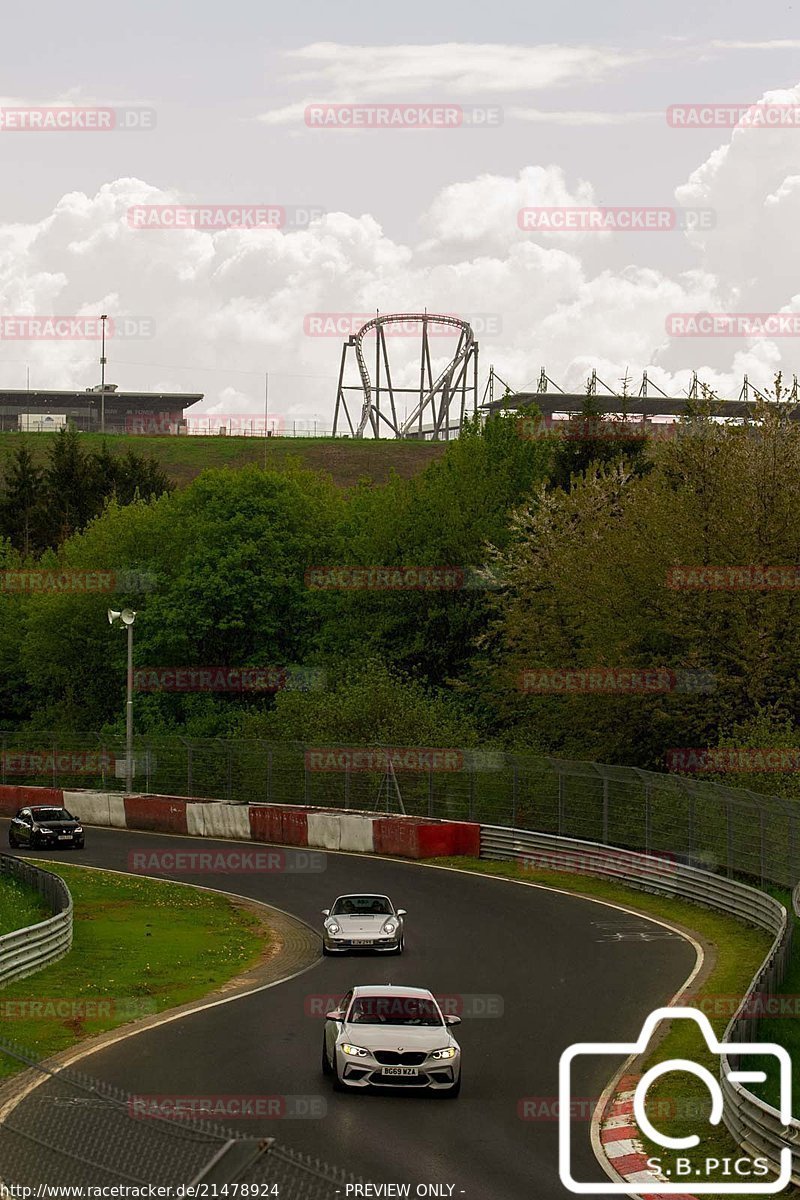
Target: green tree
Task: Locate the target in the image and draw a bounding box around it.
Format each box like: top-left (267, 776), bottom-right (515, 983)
top-left (0, 444), bottom-right (44, 555)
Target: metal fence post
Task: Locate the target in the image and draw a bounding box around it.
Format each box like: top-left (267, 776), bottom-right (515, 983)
top-left (187, 742), bottom-right (193, 798)
top-left (266, 745), bottom-right (272, 804)
top-left (557, 769), bottom-right (565, 836)
top-left (726, 802), bottom-right (734, 878)
top-left (789, 811), bottom-right (797, 884)
top-left (344, 763), bottom-right (350, 810)
top-left (688, 796), bottom-right (695, 862)
top-left (644, 785), bottom-right (652, 853)
top-left (602, 776), bottom-right (609, 844)
top-left (759, 811), bottom-right (766, 888)
top-left (511, 760), bottom-right (519, 827)
top-left (428, 765), bottom-right (434, 818)
top-left (226, 743), bottom-right (233, 802)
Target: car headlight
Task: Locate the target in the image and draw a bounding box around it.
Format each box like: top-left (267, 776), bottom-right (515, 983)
top-left (430, 1046), bottom-right (458, 1059)
top-left (341, 1044), bottom-right (369, 1057)
top-left (74, 827), bottom-right (83, 834)
top-left (326, 922), bottom-right (340, 934)
top-left (383, 921), bottom-right (397, 934)
top-left (35, 827), bottom-right (52, 834)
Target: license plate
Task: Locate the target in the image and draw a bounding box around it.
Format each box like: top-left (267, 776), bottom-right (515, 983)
top-left (58, 835), bottom-right (73, 841)
top-left (356, 939), bottom-right (375, 945)
top-left (381, 1066), bottom-right (418, 1077)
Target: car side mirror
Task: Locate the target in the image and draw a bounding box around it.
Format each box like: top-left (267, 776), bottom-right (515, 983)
top-left (444, 1014), bottom-right (461, 1026)
top-left (321, 909), bottom-right (330, 917)
top-left (396, 909), bottom-right (407, 916)
top-left (325, 1009), bottom-right (345, 1021)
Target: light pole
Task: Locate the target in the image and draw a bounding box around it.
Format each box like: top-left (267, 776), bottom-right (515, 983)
top-left (108, 608), bottom-right (136, 791)
top-left (100, 314), bottom-right (108, 433)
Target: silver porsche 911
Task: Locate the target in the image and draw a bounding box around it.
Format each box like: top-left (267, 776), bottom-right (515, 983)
top-left (321, 894), bottom-right (406, 955)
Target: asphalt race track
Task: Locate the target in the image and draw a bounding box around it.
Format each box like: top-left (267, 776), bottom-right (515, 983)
top-left (0, 821), bottom-right (697, 1199)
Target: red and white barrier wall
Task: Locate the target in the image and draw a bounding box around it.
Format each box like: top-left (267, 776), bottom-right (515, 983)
top-left (0, 785), bottom-right (480, 860)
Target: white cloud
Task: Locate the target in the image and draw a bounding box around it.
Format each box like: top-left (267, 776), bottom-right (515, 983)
top-left (284, 41), bottom-right (645, 96)
top-left (255, 41), bottom-right (651, 125)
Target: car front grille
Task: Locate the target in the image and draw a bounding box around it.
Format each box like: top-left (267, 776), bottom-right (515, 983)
top-left (373, 1051), bottom-right (427, 1066)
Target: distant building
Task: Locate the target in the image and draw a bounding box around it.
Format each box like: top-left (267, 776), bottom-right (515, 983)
top-left (0, 387), bottom-right (204, 434)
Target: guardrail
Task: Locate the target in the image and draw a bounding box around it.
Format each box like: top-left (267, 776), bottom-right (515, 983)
top-left (480, 825), bottom-right (799, 1185)
top-left (0, 856), bottom-right (73, 986)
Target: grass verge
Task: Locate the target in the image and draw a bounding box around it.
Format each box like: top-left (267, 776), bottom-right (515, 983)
top-left (0, 432), bottom-right (445, 489)
top-left (0, 861), bottom-right (268, 1078)
top-left (0, 872), bottom-right (49, 936)
top-left (432, 856), bottom-right (782, 1197)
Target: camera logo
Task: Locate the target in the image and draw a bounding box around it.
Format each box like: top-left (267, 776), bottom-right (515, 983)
top-left (558, 1007), bottom-right (792, 1193)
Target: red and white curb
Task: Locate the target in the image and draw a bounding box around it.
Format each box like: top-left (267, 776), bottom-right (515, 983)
top-left (600, 1073), bottom-right (698, 1199)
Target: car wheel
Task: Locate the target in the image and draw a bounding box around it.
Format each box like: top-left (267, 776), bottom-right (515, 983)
top-left (322, 943), bottom-right (330, 956)
top-left (8, 831), bottom-right (18, 849)
top-left (75, 841), bottom-right (85, 851)
top-left (441, 1074), bottom-right (461, 1098)
top-left (322, 1038), bottom-right (332, 1076)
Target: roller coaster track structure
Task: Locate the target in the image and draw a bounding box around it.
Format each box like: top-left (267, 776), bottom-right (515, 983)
top-left (332, 313), bottom-right (479, 439)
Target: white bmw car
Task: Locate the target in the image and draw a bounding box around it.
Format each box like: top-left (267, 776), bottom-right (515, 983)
top-left (322, 984), bottom-right (461, 1096)
top-left (321, 894), bottom-right (406, 955)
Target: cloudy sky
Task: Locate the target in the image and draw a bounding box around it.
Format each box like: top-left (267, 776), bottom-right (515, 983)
top-left (1, 0), bottom-right (799, 430)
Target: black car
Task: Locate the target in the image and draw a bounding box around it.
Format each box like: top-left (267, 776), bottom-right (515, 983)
top-left (8, 806), bottom-right (85, 850)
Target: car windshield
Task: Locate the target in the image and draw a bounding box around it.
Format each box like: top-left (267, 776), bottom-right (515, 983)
top-left (332, 896), bottom-right (393, 916)
top-left (31, 808), bottom-right (71, 822)
top-left (347, 996), bottom-right (443, 1026)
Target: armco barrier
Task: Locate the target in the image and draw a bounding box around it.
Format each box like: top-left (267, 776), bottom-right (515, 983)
top-left (0, 856), bottom-right (73, 986)
top-left (480, 825), bottom-right (799, 1185)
